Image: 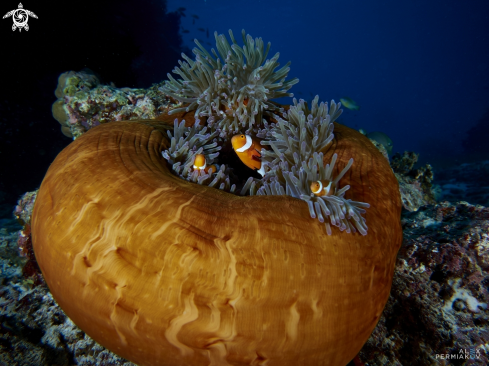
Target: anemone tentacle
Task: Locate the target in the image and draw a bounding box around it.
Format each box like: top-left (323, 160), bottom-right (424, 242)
top-left (160, 29), bottom-right (299, 138)
top-left (161, 31), bottom-right (368, 235)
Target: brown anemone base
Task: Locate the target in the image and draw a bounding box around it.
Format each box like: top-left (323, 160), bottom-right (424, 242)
top-left (32, 118), bottom-right (402, 366)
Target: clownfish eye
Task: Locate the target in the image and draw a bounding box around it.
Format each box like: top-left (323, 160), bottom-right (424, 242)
top-left (241, 135), bottom-right (245, 139)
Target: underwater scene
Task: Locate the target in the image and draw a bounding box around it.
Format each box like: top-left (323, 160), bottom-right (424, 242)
top-left (1, 0), bottom-right (488, 365)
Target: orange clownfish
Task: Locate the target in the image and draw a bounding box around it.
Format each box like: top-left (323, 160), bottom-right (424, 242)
top-left (231, 134), bottom-right (266, 176)
top-left (193, 154), bottom-right (218, 174)
top-left (310, 179), bottom-right (336, 197)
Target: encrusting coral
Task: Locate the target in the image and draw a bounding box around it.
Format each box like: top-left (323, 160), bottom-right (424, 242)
top-left (390, 151), bottom-right (436, 211)
top-left (51, 69), bottom-right (173, 139)
top-left (32, 29), bottom-right (403, 366)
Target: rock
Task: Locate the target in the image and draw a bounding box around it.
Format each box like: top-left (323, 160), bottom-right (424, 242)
top-left (359, 201), bottom-right (489, 365)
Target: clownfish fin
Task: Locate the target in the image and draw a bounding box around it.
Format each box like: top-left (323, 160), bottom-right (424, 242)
top-left (256, 164), bottom-right (266, 177)
top-left (251, 154), bottom-right (261, 162)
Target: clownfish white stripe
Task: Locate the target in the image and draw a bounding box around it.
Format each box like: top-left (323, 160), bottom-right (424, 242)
top-left (193, 161), bottom-right (206, 170)
top-left (236, 135), bottom-right (252, 152)
top-left (312, 181), bottom-right (323, 194)
top-left (324, 181), bottom-right (332, 194)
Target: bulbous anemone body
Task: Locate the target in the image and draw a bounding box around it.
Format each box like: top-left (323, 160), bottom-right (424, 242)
top-left (31, 117), bottom-right (401, 366)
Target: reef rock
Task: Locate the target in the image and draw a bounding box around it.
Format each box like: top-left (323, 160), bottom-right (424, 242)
top-left (391, 151), bottom-right (436, 212)
top-left (359, 201), bottom-right (489, 365)
top-left (52, 69), bottom-right (176, 139)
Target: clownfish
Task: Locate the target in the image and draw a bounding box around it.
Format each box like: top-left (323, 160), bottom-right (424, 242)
top-left (231, 134), bottom-right (266, 176)
top-left (193, 154), bottom-right (218, 174)
top-left (310, 179), bottom-right (336, 197)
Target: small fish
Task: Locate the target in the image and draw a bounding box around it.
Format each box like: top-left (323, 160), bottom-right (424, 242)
top-left (310, 180), bottom-right (336, 197)
top-left (367, 131), bottom-right (393, 155)
top-left (193, 154), bottom-right (217, 174)
top-left (177, 7), bottom-right (186, 12)
top-left (191, 14), bottom-right (199, 19)
top-left (340, 97), bottom-right (360, 111)
top-left (231, 134), bottom-right (266, 176)
top-left (182, 29), bottom-right (189, 34)
top-left (198, 28), bottom-right (205, 32)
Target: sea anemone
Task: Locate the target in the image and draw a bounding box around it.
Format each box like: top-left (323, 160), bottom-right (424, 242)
top-left (160, 29), bottom-right (299, 137)
top-left (247, 97), bottom-right (369, 235)
top-left (31, 29), bottom-right (402, 366)
top-left (162, 119), bottom-right (235, 191)
top-left (160, 30), bottom-right (369, 235)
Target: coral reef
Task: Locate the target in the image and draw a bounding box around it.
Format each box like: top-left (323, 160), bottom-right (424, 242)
top-left (359, 201), bottom-right (489, 365)
top-left (13, 191), bottom-right (37, 226)
top-left (0, 229), bottom-right (25, 284)
top-left (13, 191), bottom-right (44, 286)
top-left (12, 198), bottom-right (489, 365)
top-left (52, 69), bottom-right (175, 139)
top-left (368, 138), bottom-right (390, 161)
top-left (391, 151), bottom-right (436, 211)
